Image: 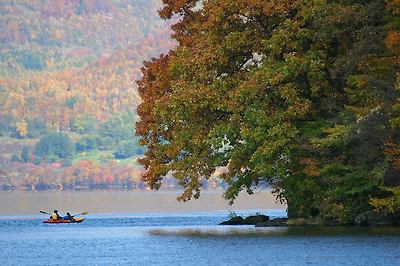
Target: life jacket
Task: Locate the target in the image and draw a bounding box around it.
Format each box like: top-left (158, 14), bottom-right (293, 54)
top-left (64, 215), bottom-right (73, 220)
top-left (51, 213), bottom-right (58, 220)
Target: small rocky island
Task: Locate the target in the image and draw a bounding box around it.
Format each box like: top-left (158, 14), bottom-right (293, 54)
top-left (219, 211), bottom-right (400, 227)
top-left (219, 215), bottom-right (288, 227)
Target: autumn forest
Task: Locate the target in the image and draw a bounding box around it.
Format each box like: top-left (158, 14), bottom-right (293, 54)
top-left (0, 0), bottom-right (180, 190)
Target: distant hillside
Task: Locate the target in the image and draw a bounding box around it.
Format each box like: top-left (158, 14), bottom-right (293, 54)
top-left (0, 0), bottom-right (177, 191)
top-left (0, 0), bottom-right (175, 133)
top-left (0, 0), bottom-right (174, 74)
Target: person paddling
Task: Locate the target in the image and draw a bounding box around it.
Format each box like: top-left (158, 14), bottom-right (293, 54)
top-left (50, 210), bottom-right (62, 220)
top-left (63, 212), bottom-right (74, 221)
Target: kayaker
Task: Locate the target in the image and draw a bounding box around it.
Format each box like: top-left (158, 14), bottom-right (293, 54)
top-left (51, 210), bottom-right (62, 220)
top-left (63, 212), bottom-right (74, 221)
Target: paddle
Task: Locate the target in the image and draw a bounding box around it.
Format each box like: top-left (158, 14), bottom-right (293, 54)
top-left (40, 211), bottom-right (88, 216)
top-left (72, 211), bottom-right (88, 216)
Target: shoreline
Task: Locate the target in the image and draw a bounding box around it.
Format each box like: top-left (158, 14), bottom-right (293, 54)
top-left (220, 214), bottom-right (400, 228)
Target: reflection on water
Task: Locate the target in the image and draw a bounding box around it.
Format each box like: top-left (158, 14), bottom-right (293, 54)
top-left (147, 226), bottom-right (400, 237)
top-left (0, 189), bottom-right (284, 216)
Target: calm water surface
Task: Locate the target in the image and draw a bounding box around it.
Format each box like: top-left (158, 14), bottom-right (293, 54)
top-left (0, 191), bottom-right (399, 265)
top-left (0, 212), bottom-right (399, 266)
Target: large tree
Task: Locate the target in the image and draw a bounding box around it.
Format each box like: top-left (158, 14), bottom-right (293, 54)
top-left (137, 0), bottom-right (400, 223)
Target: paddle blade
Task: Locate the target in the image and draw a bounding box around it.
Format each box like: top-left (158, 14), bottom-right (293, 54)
top-left (72, 211), bottom-right (88, 216)
top-left (40, 211), bottom-right (50, 215)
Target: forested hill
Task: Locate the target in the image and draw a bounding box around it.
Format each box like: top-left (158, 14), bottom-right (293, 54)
top-left (0, 0), bottom-right (175, 132)
top-left (0, 0), bottom-right (178, 191)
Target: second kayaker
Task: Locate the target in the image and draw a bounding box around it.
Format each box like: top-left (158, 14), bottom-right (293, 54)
top-left (63, 212), bottom-right (74, 221)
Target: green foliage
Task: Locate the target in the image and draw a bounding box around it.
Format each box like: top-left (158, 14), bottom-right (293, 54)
top-left (27, 119), bottom-right (47, 138)
top-left (21, 146), bottom-right (30, 163)
top-left (33, 156), bottom-right (41, 165)
top-left (100, 112), bottom-right (136, 143)
top-left (75, 135), bottom-right (99, 152)
top-left (14, 50), bottom-right (46, 71)
top-left (65, 97), bottom-right (78, 109)
top-left (72, 150), bottom-right (113, 164)
top-left (370, 187), bottom-right (400, 213)
top-left (11, 153), bottom-right (22, 162)
top-left (70, 116), bottom-right (97, 134)
top-left (113, 141), bottom-right (139, 159)
top-left (96, 136), bottom-right (117, 151)
top-left (35, 133), bottom-right (73, 159)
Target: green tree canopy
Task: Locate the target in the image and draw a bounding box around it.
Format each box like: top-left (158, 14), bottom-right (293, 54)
top-left (100, 112), bottom-right (137, 143)
top-left (137, 0), bottom-right (400, 223)
top-left (35, 133), bottom-right (73, 159)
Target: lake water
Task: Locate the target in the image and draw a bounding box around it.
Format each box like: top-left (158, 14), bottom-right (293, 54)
top-left (1, 213), bottom-right (400, 266)
top-left (0, 190), bottom-right (283, 216)
top-left (0, 191), bottom-right (399, 265)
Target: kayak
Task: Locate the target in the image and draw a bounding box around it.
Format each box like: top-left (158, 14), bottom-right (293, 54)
top-left (43, 217), bottom-right (84, 224)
